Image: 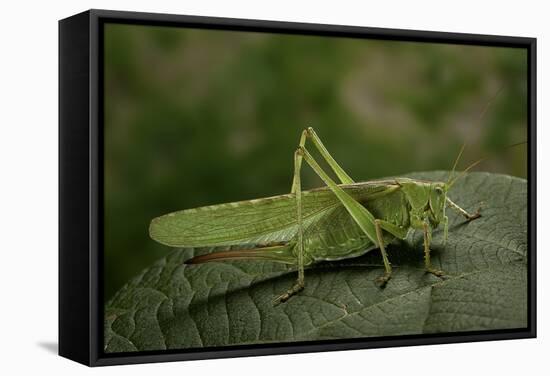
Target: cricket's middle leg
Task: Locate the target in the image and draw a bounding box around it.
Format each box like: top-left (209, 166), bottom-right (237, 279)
top-left (423, 222), bottom-right (443, 277)
top-left (372, 219), bottom-right (409, 286)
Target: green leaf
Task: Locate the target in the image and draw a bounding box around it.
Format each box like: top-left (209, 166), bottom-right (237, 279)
top-left (104, 171), bottom-right (528, 353)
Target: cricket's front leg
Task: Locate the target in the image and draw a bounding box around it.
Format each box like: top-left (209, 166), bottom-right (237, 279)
top-left (423, 222), bottom-right (444, 277)
top-left (446, 197), bottom-right (482, 221)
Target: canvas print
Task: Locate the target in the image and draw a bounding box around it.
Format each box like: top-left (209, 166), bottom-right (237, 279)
top-left (102, 22), bottom-right (528, 353)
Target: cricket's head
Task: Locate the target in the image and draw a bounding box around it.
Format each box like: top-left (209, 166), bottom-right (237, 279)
top-left (397, 179), bottom-right (448, 228)
top-left (428, 181), bottom-right (448, 226)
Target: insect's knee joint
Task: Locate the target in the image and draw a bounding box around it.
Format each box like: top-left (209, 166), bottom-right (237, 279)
top-left (296, 146), bottom-right (305, 155)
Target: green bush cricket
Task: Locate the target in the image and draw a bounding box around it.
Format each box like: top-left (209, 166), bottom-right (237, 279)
top-left (149, 127), bottom-right (482, 304)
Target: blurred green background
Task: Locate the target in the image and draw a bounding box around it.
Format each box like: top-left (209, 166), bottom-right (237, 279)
top-left (103, 23), bottom-right (527, 300)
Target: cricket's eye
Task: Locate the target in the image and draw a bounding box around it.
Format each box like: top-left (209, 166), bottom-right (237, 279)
top-left (435, 187), bottom-right (443, 194)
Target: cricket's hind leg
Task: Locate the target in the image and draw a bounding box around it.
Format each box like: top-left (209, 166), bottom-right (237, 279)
top-left (290, 127), bottom-right (354, 194)
top-left (273, 149), bottom-right (306, 305)
top-left (289, 139), bottom-right (400, 296)
top-left (274, 127), bottom-right (359, 305)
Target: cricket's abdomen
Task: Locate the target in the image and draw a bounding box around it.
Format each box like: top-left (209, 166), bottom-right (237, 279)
top-left (300, 205), bottom-right (375, 262)
top-left (300, 189), bottom-right (410, 263)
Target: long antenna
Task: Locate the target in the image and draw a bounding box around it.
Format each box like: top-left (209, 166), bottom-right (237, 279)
top-left (448, 157), bottom-right (486, 188)
top-left (476, 86), bottom-right (503, 125)
top-left (447, 87), bottom-right (503, 185)
top-left (447, 143), bottom-right (465, 185)
top-left (448, 141), bottom-right (527, 188)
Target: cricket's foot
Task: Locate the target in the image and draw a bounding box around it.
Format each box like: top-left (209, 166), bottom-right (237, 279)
top-left (467, 211), bottom-right (481, 221)
top-left (272, 282), bottom-right (304, 305)
top-left (467, 203), bottom-right (484, 221)
top-left (375, 272), bottom-right (392, 288)
top-left (426, 268), bottom-right (445, 278)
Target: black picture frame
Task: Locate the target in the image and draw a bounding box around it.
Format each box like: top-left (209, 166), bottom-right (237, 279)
top-left (59, 9), bottom-right (537, 367)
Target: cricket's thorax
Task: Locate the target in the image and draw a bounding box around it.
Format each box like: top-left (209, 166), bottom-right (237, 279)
top-left (298, 188), bottom-right (411, 263)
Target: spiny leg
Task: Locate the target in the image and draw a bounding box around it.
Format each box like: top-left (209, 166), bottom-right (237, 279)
top-left (305, 127), bottom-right (354, 184)
top-left (446, 197), bottom-right (481, 221)
top-left (374, 220), bottom-right (392, 287)
top-left (290, 130), bottom-right (307, 194)
top-left (277, 127), bottom-right (358, 303)
top-left (423, 222), bottom-right (443, 277)
top-left (278, 134), bottom-right (401, 302)
top-left (299, 146), bottom-right (379, 245)
top-left (278, 127), bottom-right (358, 303)
top-left (442, 214), bottom-right (449, 246)
top-left (291, 127), bottom-right (354, 193)
top-left (273, 149), bottom-right (306, 304)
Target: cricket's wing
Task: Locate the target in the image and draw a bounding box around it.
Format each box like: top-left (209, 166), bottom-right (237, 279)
top-left (149, 181), bottom-right (399, 247)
